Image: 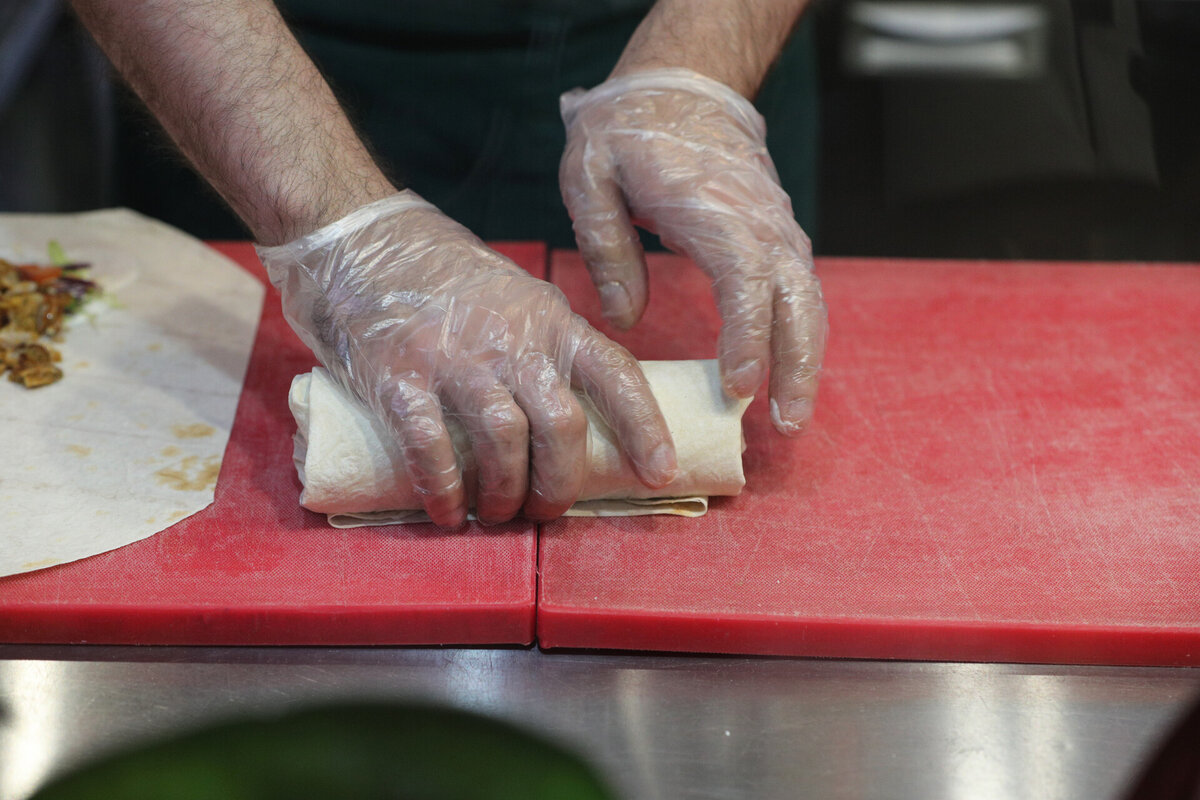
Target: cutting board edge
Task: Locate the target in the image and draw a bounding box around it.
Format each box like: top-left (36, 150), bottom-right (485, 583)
top-left (534, 604), bottom-right (1200, 666)
top-left (0, 599), bottom-right (536, 647)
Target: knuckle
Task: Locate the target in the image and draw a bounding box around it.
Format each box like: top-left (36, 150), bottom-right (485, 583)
top-left (584, 336), bottom-right (638, 374)
top-left (772, 318), bottom-right (827, 363)
top-left (383, 378), bottom-right (433, 419)
top-left (777, 257), bottom-right (822, 292)
top-left (715, 274), bottom-right (770, 316)
top-left (475, 402), bottom-right (528, 449)
top-left (722, 306), bottom-right (772, 342)
top-left (479, 464), bottom-right (524, 499)
top-left (777, 276), bottom-right (827, 319)
top-left (513, 350), bottom-right (562, 389)
top-left (539, 405), bottom-right (588, 445)
top-left (533, 281), bottom-right (572, 311)
top-left (400, 416), bottom-right (449, 458)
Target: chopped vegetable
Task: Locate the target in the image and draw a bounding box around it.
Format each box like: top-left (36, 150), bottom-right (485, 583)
top-left (16, 264), bottom-right (63, 286)
top-left (0, 247), bottom-right (100, 389)
top-left (47, 239), bottom-right (69, 267)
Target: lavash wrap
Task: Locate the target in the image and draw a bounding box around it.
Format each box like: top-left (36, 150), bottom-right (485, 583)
top-left (289, 359), bottom-right (751, 527)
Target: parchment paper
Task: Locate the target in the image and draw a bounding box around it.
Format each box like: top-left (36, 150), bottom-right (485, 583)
top-left (0, 209), bottom-right (264, 576)
top-left (290, 360), bottom-right (751, 527)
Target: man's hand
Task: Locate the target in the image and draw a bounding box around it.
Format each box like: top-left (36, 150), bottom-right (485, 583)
top-left (259, 193), bottom-right (677, 527)
top-left (560, 70), bottom-right (826, 435)
top-left (559, 0), bottom-right (826, 435)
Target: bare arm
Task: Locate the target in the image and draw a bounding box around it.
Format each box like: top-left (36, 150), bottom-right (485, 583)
top-left (69, 0), bottom-right (395, 245)
top-left (611, 0), bottom-right (810, 98)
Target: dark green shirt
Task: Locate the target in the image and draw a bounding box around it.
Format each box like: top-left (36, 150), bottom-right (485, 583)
top-left (116, 1), bottom-right (816, 245)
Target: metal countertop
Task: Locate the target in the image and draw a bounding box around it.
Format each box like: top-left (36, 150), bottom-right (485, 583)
top-left (2, 646), bottom-right (1198, 799)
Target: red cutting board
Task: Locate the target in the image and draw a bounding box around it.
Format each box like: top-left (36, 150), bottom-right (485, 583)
top-left (0, 242), bottom-right (545, 646)
top-left (538, 251), bottom-right (1200, 665)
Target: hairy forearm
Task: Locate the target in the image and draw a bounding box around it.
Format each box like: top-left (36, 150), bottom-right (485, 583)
top-left (69, 0), bottom-right (395, 245)
top-left (612, 0), bottom-right (810, 97)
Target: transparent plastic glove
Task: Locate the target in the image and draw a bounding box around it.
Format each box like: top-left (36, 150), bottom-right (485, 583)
top-left (560, 68), bottom-right (828, 435)
top-left (257, 192), bottom-right (677, 527)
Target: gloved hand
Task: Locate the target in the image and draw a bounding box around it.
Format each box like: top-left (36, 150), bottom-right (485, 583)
top-left (560, 68), bottom-right (827, 435)
top-left (257, 192), bottom-right (678, 527)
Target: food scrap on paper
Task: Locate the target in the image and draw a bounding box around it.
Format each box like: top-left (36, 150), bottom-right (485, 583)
top-left (0, 241), bottom-right (101, 388)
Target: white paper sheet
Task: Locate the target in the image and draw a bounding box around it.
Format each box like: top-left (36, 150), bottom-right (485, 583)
top-left (0, 209), bottom-right (264, 576)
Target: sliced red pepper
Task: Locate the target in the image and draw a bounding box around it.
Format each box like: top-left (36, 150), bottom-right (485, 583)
top-left (16, 264), bottom-right (64, 285)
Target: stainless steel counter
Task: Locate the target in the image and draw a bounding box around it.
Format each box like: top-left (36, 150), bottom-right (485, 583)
top-left (1, 646), bottom-right (1197, 800)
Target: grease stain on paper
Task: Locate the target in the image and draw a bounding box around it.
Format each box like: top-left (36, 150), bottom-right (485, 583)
top-left (172, 423), bottom-right (215, 439)
top-left (21, 558), bottom-right (60, 571)
top-left (160, 445), bottom-right (181, 458)
top-left (66, 444), bottom-right (92, 457)
top-left (155, 455), bottom-right (221, 492)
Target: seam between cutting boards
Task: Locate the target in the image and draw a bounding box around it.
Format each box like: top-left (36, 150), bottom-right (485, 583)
top-left (532, 244), bottom-right (555, 649)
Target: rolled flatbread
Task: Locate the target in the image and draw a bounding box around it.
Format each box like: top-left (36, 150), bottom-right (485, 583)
top-left (289, 360), bottom-right (751, 527)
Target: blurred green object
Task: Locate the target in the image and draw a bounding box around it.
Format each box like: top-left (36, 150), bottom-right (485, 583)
top-left (32, 702), bottom-right (617, 800)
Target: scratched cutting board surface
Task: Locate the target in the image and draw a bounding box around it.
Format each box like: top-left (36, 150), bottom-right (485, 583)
top-left (538, 251), bottom-right (1200, 665)
top-left (0, 242), bottom-right (544, 646)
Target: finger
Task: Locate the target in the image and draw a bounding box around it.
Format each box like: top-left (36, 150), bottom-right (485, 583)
top-left (572, 326), bottom-right (677, 488)
top-left (714, 267), bottom-right (773, 399)
top-left (512, 369), bottom-right (589, 521)
top-left (690, 229), bottom-right (773, 398)
top-left (656, 209), bottom-right (773, 398)
top-left (560, 145), bottom-right (649, 329)
top-left (445, 381), bottom-right (529, 526)
top-left (769, 263), bottom-right (828, 436)
top-left (382, 378), bottom-right (468, 528)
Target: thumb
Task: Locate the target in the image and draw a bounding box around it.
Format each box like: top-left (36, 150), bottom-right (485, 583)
top-left (560, 150), bottom-right (649, 330)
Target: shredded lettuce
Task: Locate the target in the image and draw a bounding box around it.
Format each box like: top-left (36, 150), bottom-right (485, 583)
top-left (46, 240), bottom-right (69, 267)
